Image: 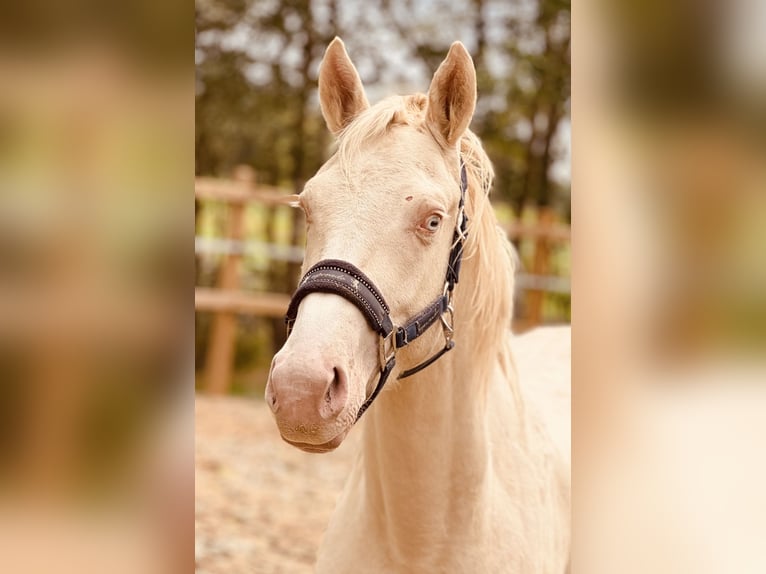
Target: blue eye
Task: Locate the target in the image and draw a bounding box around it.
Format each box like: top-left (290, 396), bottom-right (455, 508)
top-left (425, 215), bottom-right (442, 231)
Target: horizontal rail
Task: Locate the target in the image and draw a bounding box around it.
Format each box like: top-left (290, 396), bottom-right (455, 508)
top-left (504, 223), bottom-right (570, 242)
top-left (195, 287), bottom-right (290, 317)
top-left (195, 237), bottom-right (305, 263)
top-left (195, 178), bottom-right (298, 206)
top-left (515, 274), bottom-right (571, 294)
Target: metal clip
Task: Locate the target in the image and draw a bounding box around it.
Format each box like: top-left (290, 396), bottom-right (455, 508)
top-left (439, 281), bottom-right (455, 345)
top-left (441, 307), bottom-right (454, 342)
top-left (379, 329), bottom-right (396, 367)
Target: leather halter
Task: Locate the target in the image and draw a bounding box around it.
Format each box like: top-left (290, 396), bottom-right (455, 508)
top-left (285, 163), bottom-right (469, 422)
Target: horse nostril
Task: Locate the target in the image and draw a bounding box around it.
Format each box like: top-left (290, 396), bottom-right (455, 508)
top-left (265, 383), bottom-right (279, 413)
top-left (322, 367), bottom-right (348, 418)
top-left (325, 368), bottom-right (340, 404)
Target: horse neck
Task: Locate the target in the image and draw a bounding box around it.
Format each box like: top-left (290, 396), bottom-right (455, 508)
top-left (360, 225), bottom-right (520, 557)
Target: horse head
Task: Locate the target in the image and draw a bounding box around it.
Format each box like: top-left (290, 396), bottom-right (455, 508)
top-left (265, 37), bottom-right (477, 453)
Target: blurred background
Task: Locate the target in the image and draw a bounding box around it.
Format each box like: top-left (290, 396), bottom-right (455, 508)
top-left (0, 1), bottom-right (193, 573)
top-left (574, 0), bottom-right (766, 572)
top-left (194, 0), bottom-right (572, 396)
top-left (0, 0), bottom-right (763, 571)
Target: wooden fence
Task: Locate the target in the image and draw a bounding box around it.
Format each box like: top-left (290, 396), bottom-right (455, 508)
top-left (195, 166), bottom-right (294, 394)
top-left (195, 167), bottom-right (570, 394)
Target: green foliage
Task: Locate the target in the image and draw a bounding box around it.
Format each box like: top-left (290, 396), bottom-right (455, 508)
top-left (195, 0), bottom-right (570, 211)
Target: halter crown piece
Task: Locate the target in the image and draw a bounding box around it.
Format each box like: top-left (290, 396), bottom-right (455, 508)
top-left (285, 162), bottom-right (469, 422)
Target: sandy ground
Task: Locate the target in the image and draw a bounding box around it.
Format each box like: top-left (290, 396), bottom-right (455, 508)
top-left (195, 395), bottom-right (358, 574)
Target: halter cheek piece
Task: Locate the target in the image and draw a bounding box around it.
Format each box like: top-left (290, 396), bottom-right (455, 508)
top-left (285, 163), bottom-right (469, 422)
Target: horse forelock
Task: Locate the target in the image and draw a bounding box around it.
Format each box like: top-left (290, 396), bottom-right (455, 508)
top-left (336, 94), bottom-right (427, 168)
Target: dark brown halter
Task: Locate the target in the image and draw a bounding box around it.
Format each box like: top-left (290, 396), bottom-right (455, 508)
top-left (285, 163), bottom-right (469, 422)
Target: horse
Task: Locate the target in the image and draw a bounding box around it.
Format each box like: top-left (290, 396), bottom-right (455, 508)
top-left (265, 37), bottom-right (570, 573)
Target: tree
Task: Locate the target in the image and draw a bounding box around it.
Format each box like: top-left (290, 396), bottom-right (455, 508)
top-left (196, 0), bottom-right (570, 219)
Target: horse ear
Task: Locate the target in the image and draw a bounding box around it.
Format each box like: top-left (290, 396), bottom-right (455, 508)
top-left (318, 37), bottom-right (369, 136)
top-left (425, 42), bottom-right (477, 148)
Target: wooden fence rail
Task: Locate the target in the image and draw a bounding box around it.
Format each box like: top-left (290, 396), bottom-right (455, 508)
top-left (195, 167), bottom-right (570, 394)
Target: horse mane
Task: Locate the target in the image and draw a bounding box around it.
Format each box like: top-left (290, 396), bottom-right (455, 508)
top-left (458, 130), bottom-right (516, 348)
top-left (337, 95), bottom-right (516, 349)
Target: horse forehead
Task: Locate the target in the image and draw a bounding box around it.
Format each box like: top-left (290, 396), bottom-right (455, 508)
top-left (367, 127), bottom-right (446, 170)
top-left (320, 166), bottom-right (450, 212)
top-left (339, 139), bottom-right (449, 188)
top-left (308, 126), bottom-right (455, 207)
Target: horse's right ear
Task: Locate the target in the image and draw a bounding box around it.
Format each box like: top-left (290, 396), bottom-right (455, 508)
top-left (318, 37), bottom-right (369, 136)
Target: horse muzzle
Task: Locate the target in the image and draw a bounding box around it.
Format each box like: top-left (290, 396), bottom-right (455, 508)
top-left (265, 341), bottom-right (360, 451)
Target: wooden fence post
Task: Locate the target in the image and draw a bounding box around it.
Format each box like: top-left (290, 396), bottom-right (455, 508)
top-left (203, 166), bottom-right (253, 394)
top-left (525, 207), bottom-right (555, 326)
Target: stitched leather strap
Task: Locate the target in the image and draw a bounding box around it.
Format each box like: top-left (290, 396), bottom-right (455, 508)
top-left (398, 341), bottom-right (455, 379)
top-left (284, 260), bottom-right (398, 423)
top-left (285, 260), bottom-right (394, 338)
top-left (395, 295), bottom-right (448, 348)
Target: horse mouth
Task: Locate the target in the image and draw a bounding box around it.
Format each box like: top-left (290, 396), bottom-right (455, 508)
top-left (282, 428), bottom-right (349, 453)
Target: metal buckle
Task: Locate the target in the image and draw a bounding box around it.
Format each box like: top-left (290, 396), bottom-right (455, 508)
top-left (440, 304), bottom-right (454, 346)
top-left (440, 282), bottom-right (455, 346)
top-left (379, 329), bottom-right (396, 367)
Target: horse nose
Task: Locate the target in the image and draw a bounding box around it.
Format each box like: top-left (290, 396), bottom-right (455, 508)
top-left (265, 354), bottom-right (349, 421)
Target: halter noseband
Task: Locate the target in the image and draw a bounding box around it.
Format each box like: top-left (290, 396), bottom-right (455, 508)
top-left (285, 162), bottom-right (469, 422)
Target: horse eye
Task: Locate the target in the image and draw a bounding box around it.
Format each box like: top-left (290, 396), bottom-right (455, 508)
top-left (425, 214), bottom-right (442, 231)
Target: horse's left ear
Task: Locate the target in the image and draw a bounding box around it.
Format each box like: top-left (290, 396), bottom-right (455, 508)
top-left (426, 42), bottom-right (477, 148)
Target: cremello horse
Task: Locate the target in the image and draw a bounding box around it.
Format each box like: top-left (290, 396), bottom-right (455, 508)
top-left (265, 38), bottom-right (570, 573)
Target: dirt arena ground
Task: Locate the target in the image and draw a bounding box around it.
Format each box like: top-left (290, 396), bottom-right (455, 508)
top-left (195, 395), bottom-right (358, 574)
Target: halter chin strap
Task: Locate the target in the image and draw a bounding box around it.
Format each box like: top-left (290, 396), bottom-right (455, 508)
top-left (285, 162), bottom-right (469, 422)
